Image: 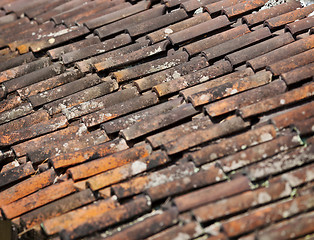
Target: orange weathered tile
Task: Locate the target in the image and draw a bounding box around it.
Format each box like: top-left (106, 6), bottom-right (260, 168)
top-left (1, 180), bottom-right (75, 219)
top-left (86, 151), bottom-right (169, 191)
top-left (0, 168), bottom-right (56, 207)
top-left (67, 143), bottom-right (152, 181)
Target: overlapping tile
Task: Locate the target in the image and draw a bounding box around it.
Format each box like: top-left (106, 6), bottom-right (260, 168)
top-left (1, 0), bottom-right (313, 239)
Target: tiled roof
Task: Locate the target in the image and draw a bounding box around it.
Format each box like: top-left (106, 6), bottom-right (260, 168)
top-left (0, 0), bottom-right (313, 239)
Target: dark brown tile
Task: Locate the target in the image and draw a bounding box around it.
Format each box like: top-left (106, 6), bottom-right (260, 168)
top-left (120, 103), bottom-right (198, 141)
top-left (103, 207), bottom-right (179, 240)
top-left (286, 15), bottom-right (314, 35)
top-left (81, 92), bottom-right (159, 128)
top-left (193, 179), bottom-right (291, 222)
top-left (242, 0), bottom-right (301, 26)
top-left (184, 24), bottom-right (250, 56)
top-left (204, 0), bottom-right (245, 15)
top-left (264, 4), bottom-right (314, 29)
top-left (246, 144), bottom-right (313, 181)
top-left (168, 15), bottom-right (231, 45)
top-left (222, 0), bottom-right (268, 18)
top-left (62, 87), bottom-right (139, 120)
top-left (147, 163), bottom-right (225, 202)
top-left (205, 80), bottom-right (287, 117)
top-left (102, 97), bottom-right (183, 134)
top-left (218, 134), bottom-right (302, 172)
top-left (20, 189), bottom-right (96, 228)
top-left (280, 62), bottom-right (314, 85)
top-left (202, 27), bottom-right (272, 61)
top-left (153, 60), bottom-right (232, 97)
top-left (240, 82), bottom-right (314, 118)
top-left (163, 116), bottom-right (250, 155)
top-left (247, 34), bottom-right (313, 71)
top-left (294, 116), bottom-right (314, 136)
top-left (147, 12), bottom-right (211, 44)
top-left (174, 176), bottom-right (251, 212)
top-left (0, 161), bottom-right (35, 189)
top-left (0, 52), bottom-right (35, 72)
top-left (112, 162), bottom-right (195, 199)
top-left (0, 102), bottom-right (33, 125)
top-left (189, 124), bottom-right (277, 166)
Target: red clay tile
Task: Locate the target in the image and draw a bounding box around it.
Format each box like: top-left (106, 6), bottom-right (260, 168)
top-left (174, 176), bottom-right (251, 212)
top-left (193, 179), bottom-right (291, 222)
top-left (188, 70), bottom-right (272, 107)
top-left (81, 92), bottom-right (159, 128)
top-left (163, 116), bottom-right (250, 155)
top-left (264, 4), bottom-right (314, 29)
top-left (247, 144), bottom-right (314, 181)
top-left (76, 40), bottom-right (150, 73)
top-left (181, 0), bottom-right (201, 12)
top-left (0, 115), bottom-right (68, 147)
top-left (147, 163), bottom-right (225, 201)
top-left (153, 60), bottom-right (232, 97)
top-left (3, 63), bottom-right (65, 93)
top-left (147, 12), bottom-right (211, 44)
top-left (280, 62), bottom-right (314, 85)
top-left (1, 179), bottom-right (75, 219)
top-left (242, 0), bottom-right (301, 26)
top-left (41, 196), bottom-right (119, 236)
top-left (168, 15), bottom-right (231, 45)
top-left (67, 143), bottom-right (152, 181)
top-left (222, 193), bottom-right (314, 237)
top-left (247, 34), bottom-right (314, 71)
top-left (86, 150), bottom-right (170, 191)
top-left (183, 24), bottom-right (250, 56)
top-left (189, 124), bottom-right (276, 166)
top-left (112, 162), bottom-right (195, 199)
top-left (0, 161), bottom-right (35, 189)
top-left (20, 189), bottom-right (96, 228)
top-left (50, 138), bottom-right (128, 169)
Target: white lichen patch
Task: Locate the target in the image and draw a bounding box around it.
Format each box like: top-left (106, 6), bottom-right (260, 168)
top-left (164, 28), bottom-right (173, 35)
top-left (260, 132), bottom-right (273, 142)
top-left (48, 38), bottom-right (55, 44)
top-left (149, 46), bottom-right (162, 56)
top-left (258, 192), bottom-right (272, 204)
top-left (131, 161), bottom-right (147, 175)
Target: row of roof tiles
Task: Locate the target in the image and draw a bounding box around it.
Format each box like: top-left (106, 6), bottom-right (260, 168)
top-left (0, 0), bottom-right (313, 239)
